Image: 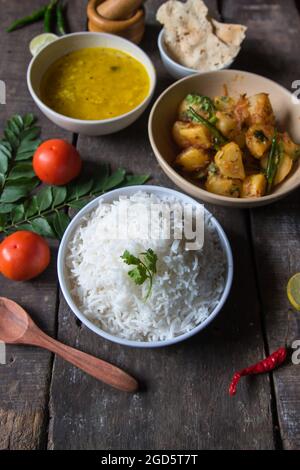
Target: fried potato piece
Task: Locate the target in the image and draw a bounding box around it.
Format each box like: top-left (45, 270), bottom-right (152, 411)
top-left (214, 96), bottom-right (236, 112)
top-left (247, 93), bottom-right (275, 126)
top-left (215, 111), bottom-right (237, 138)
top-left (175, 147), bottom-right (210, 172)
top-left (260, 154), bottom-right (268, 170)
top-left (260, 150), bottom-right (294, 185)
top-left (241, 174), bottom-right (266, 198)
top-left (205, 174), bottom-right (242, 198)
top-left (234, 94), bottom-right (250, 128)
top-left (172, 121), bottom-right (212, 149)
top-left (281, 132), bottom-right (300, 159)
top-left (214, 142), bottom-right (245, 179)
top-left (245, 124), bottom-right (274, 159)
top-left (274, 153), bottom-right (293, 185)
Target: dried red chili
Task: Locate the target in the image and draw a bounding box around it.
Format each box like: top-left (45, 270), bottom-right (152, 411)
top-left (229, 347), bottom-right (287, 396)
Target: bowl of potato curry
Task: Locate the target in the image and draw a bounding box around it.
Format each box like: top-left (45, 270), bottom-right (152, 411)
top-left (149, 70), bottom-right (300, 207)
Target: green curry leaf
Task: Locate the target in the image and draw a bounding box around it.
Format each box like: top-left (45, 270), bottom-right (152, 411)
top-left (0, 115), bottom-right (150, 240)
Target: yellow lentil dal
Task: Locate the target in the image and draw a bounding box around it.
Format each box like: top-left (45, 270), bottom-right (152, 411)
top-left (40, 47), bottom-right (150, 120)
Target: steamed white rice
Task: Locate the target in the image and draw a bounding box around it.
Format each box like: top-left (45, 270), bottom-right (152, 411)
top-left (66, 192), bottom-right (226, 342)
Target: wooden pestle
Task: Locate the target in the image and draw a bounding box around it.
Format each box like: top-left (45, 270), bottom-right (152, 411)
top-left (87, 0), bottom-right (145, 44)
top-left (97, 0), bottom-right (144, 21)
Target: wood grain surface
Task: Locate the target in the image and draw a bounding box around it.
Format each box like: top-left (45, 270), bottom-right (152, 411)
top-left (48, 0), bottom-right (273, 450)
top-left (0, 0), bottom-right (84, 450)
top-left (221, 0), bottom-right (300, 450)
top-left (0, 0), bottom-right (299, 450)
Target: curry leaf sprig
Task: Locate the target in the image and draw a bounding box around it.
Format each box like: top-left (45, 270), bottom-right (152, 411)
top-left (0, 113), bottom-right (41, 201)
top-left (0, 166), bottom-right (149, 239)
top-left (121, 249), bottom-right (158, 301)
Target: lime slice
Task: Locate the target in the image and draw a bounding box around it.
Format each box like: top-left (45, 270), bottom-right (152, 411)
top-left (287, 273), bottom-right (300, 311)
top-left (29, 33), bottom-right (58, 56)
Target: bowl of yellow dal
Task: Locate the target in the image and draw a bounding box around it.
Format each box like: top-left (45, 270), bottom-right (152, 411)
top-left (27, 32), bottom-right (156, 136)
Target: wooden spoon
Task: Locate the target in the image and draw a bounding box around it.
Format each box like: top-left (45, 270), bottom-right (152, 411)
top-left (0, 297), bottom-right (138, 393)
top-left (97, 0), bottom-right (144, 21)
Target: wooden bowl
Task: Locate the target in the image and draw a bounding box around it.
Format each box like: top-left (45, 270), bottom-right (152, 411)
top-left (148, 70), bottom-right (300, 208)
top-left (87, 0), bottom-right (145, 44)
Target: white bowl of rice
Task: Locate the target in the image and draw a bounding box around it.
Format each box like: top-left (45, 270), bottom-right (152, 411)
top-left (57, 186), bottom-right (233, 348)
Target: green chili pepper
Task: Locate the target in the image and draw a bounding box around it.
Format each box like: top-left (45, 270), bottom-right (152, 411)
top-left (56, 3), bottom-right (67, 35)
top-left (6, 5), bottom-right (47, 32)
top-left (266, 130), bottom-right (281, 193)
top-left (44, 0), bottom-right (58, 33)
top-left (187, 107), bottom-right (227, 148)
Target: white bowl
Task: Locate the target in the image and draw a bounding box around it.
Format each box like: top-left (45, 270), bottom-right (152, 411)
top-left (158, 28), bottom-right (234, 80)
top-left (57, 185), bottom-right (233, 348)
top-left (27, 32), bottom-right (156, 136)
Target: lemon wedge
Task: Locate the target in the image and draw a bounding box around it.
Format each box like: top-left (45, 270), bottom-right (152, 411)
top-left (287, 273), bottom-right (300, 311)
top-left (29, 33), bottom-right (58, 57)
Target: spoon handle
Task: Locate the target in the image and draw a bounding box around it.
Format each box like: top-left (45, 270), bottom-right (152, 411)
top-left (33, 333), bottom-right (138, 392)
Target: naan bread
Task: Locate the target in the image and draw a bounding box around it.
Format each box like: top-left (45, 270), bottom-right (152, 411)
top-left (157, 0), bottom-right (247, 71)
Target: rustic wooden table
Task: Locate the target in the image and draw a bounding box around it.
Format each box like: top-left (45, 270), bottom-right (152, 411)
top-left (0, 0), bottom-right (300, 450)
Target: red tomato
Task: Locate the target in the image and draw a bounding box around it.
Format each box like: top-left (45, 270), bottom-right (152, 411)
top-left (0, 231), bottom-right (50, 281)
top-left (33, 139), bottom-right (82, 185)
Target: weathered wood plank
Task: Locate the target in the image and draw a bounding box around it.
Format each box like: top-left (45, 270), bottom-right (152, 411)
top-left (48, 0), bottom-right (273, 449)
top-left (222, 0), bottom-right (300, 450)
top-left (0, 0), bottom-right (83, 449)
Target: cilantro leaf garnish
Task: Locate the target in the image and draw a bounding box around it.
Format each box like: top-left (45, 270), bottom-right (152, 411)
top-left (254, 130), bottom-right (267, 142)
top-left (121, 248), bottom-right (158, 301)
top-left (186, 94), bottom-right (216, 122)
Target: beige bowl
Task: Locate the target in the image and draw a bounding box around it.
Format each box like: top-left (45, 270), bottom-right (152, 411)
top-left (148, 70), bottom-right (300, 208)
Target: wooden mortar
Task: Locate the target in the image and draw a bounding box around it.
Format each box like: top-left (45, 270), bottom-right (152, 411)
top-left (87, 0), bottom-right (145, 44)
top-left (97, 0), bottom-right (144, 20)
